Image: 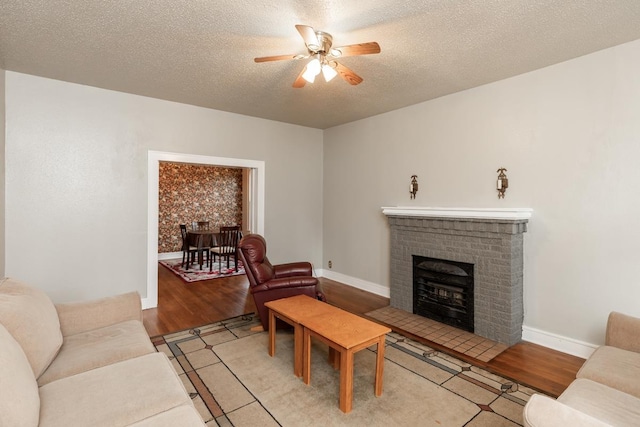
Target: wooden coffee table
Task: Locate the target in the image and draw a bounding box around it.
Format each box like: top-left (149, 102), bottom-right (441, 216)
top-left (302, 308), bottom-right (391, 413)
top-left (264, 295), bottom-right (337, 377)
top-left (264, 294), bottom-right (391, 413)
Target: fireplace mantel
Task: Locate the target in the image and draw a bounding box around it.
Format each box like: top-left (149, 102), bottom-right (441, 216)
top-left (382, 207), bottom-right (533, 221)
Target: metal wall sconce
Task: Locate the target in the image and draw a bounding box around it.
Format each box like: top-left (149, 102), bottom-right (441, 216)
top-left (497, 168), bottom-right (508, 198)
top-left (410, 175), bottom-right (418, 199)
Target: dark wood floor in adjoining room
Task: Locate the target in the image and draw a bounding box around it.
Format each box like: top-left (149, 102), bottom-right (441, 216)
top-left (143, 264), bottom-right (585, 398)
top-left (143, 264), bottom-right (257, 337)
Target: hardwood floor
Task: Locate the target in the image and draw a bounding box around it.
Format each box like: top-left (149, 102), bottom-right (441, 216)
top-left (143, 265), bottom-right (585, 398)
top-left (142, 264), bottom-right (256, 337)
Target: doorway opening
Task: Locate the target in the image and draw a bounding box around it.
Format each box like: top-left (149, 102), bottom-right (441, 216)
top-left (157, 162), bottom-right (247, 258)
top-left (145, 151), bottom-right (265, 309)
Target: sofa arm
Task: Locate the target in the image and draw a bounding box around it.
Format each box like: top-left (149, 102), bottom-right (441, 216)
top-left (55, 292), bottom-right (143, 337)
top-left (605, 311), bottom-right (640, 352)
top-left (273, 262), bottom-right (313, 279)
top-left (523, 394), bottom-right (612, 427)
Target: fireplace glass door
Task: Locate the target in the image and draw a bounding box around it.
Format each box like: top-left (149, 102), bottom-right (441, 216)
top-left (413, 256), bottom-right (474, 332)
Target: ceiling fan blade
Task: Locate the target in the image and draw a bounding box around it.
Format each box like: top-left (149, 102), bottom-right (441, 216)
top-left (334, 62), bottom-right (363, 85)
top-left (292, 65), bottom-right (308, 88)
top-left (331, 42), bottom-right (381, 57)
top-left (254, 54), bottom-right (304, 63)
top-left (295, 24), bottom-right (319, 50)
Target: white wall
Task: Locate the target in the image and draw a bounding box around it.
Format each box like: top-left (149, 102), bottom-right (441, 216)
top-left (5, 72), bottom-right (323, 302)
top-left (0, 69), bottom-right (5, 277)
top-left (323, 39), bottom-right (640, 353)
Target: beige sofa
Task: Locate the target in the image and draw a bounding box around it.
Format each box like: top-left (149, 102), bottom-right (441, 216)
top-left (0, 278), bottom-right (205, 427)
top-left (523, 311), bottom-right (640, 426)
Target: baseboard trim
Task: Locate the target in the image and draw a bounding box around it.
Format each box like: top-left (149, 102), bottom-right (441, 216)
top-left (158, 252), bottom-right (182, 261)
top-left (317, 269), bottom-right (390, 299)
top-left (522, 325), bottom-right (597, 359)
top-left (317, 269), bottom-right (597, 359)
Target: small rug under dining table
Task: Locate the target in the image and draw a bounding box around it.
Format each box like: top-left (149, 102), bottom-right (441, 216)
top-left (159, 258), bottom-right (245, 282)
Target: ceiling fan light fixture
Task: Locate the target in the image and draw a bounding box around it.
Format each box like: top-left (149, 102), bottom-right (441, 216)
top-left (302, 70), bottom-right (316, 83)
top-left (322, 63), bottom-right (338, 82)
top-left (254, 25), bottom-right (380, 88)
top-left (302, 57), bottom-right (321, 83)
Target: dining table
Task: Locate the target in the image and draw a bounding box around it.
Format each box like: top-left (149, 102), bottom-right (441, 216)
top-left (187, 230), bottom-right (220, 270)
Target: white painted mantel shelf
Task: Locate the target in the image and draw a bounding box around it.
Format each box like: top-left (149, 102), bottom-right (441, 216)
top-left (381, 207), bottom-right (533, 220)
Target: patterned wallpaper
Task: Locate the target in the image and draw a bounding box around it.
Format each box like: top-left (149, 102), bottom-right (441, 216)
top-left (158, 162), bottom-right (243, 253)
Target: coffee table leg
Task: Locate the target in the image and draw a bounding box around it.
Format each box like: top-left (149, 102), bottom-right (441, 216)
top-left (329, 347), bottom-right (340, 370)
top-left (293, 324), bottom-right (303, 377)
top-left (303, 328), bottom-right (311, 385)
top-left (375, 336), bottom-right (385, 396)
top-left (268, 309), bottom-right (276, 357)
top-left (339, 349), bottom-right (354, 413)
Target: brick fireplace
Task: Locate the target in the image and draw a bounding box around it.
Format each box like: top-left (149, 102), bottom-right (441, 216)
top-left (382, 207), bottom-right (532, 346)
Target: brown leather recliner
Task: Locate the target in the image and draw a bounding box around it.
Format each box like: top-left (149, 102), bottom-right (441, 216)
top-left (238, 234), bottom-right (325, 330)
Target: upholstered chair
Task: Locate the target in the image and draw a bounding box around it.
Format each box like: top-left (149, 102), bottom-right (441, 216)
top-left (238, 234), bottom-right (325, 330)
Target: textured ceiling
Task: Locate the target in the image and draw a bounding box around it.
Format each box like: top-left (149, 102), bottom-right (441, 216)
top-left (1, 1), bottom-right (640, 129)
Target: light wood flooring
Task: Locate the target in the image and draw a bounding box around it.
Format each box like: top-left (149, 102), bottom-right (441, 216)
top-left (143, 264), bottom-right (585, 398)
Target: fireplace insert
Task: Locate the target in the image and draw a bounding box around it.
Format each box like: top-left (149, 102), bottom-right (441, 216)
top-left (413, 256), bottom-right (474, 332)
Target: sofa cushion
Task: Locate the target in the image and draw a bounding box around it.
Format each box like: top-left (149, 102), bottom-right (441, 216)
top-left (55, 291), bottom-right (143, 337)
top-left (37, 319), bottom-right (155, 386)
top-left (605, 311), bottom-right (640, 353)
top-left (576, 345), bottom-right (640, 398)
top-left (38, 352), bottom-right (195, 427)
top-left (0, 323), bottom-right (40, 427)
top-left (0, 278), bottom-right (63, 378)
top-left (558, 378), bottom-right (640, 426)
top-left (523, 394), bottom-right (612, 427)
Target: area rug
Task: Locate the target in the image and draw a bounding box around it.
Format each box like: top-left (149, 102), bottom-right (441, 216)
top-left (150, 314), bottom-right (537, 426)
top-left (159, 258), bottom-right (245, 282)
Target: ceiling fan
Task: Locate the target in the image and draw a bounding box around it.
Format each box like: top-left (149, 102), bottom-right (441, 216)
top-left (254, 24), bottom-right (381, 88)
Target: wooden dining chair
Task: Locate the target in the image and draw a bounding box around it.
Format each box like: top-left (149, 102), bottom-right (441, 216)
top-left (179, 224), bottom-right (199, 268)
top-left (210, 226), bottom-right (241, 272)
